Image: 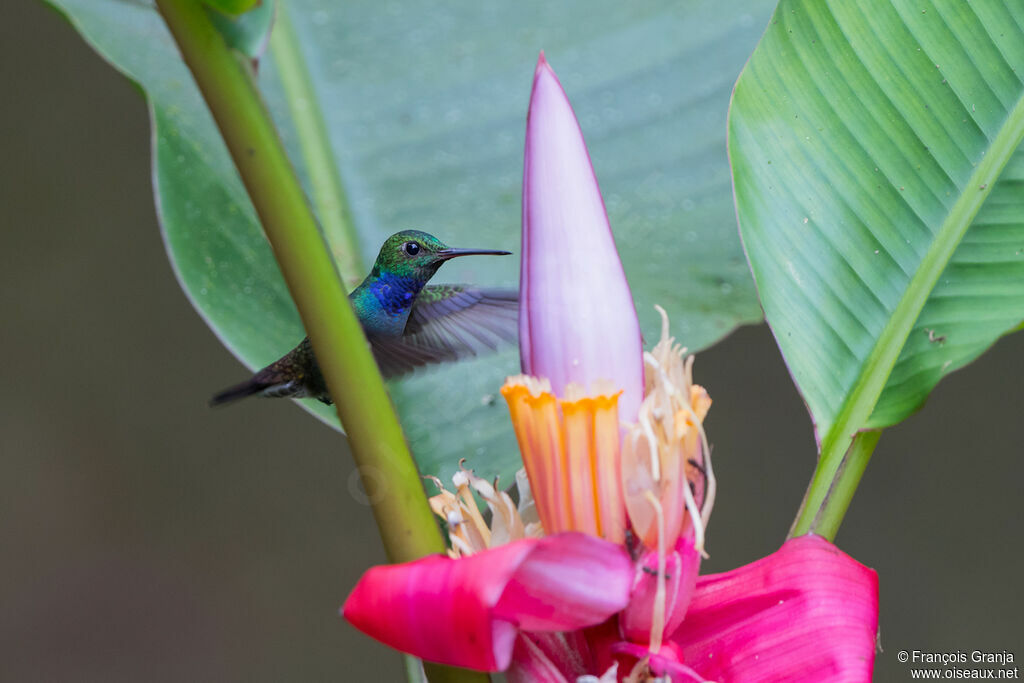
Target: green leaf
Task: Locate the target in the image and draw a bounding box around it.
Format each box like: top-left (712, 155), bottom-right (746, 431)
top-left (731, 0), bottom-right (1024, 459)
top-left (46, 0), bottom-right (774, 485)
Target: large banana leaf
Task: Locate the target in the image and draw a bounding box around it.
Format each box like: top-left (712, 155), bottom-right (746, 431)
top-left (47, 0), bottom-right (775, 484)
top-left (731, 0), bottom-right (1024, 456)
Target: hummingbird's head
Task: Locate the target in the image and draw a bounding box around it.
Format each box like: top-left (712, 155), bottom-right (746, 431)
top-left (373, 230), bottom-right (511, 280)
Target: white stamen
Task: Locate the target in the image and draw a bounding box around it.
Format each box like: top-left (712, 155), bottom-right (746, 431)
top-left (648, 317), bottom-right (716, 534)
top-left (643, 351), bottom-right (675, 394)
top-left (450, 535), bottom-right (474, 557)
top-left (679, 398), bottom-right (717, 530)
top-left (643, 490), bottom-right (667, 654)
top-left (655, 304), bottom-right (671, 343)
top-left (642, 348), bottom-right (679, 440)
top-left (639, 410), bottom-right (661, 482)
top-left (467, 474), bottom-right (497, 500)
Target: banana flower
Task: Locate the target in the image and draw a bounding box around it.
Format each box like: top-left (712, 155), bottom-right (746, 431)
top-left (343, 54), bottom-right (879, 683)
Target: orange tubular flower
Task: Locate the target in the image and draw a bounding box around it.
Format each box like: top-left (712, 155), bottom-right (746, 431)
top-left (502, 377), bottom-right (626, 544)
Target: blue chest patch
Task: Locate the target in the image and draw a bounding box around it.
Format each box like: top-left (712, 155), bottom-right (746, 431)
top-left (369, 274), bottom-right (420, 316)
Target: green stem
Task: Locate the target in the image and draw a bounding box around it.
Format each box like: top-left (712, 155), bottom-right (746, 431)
top-left (269, 2), bottom-right (363, 289)
top-left (789, 430), bottom-right (881, 541)
top-left (154, 3), bottom-right (486, 681)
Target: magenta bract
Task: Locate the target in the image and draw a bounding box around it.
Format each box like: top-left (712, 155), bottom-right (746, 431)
top-left (342, 533), bottom-right (632, 671)
top-left (614, 535), bottom-right (879, 682)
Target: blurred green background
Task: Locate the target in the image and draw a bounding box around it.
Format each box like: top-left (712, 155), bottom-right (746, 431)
top-left (2, 3), bottom-right (1021, 681)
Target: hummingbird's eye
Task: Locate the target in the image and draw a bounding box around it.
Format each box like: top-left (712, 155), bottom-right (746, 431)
top-left (403, 241), bottom-right (421, 256)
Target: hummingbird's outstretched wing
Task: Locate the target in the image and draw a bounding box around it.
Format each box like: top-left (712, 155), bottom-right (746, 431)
top-left (369, 286), bottom-right (518, 377)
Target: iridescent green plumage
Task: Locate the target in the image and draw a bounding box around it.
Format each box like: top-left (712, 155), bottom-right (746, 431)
top-left (210, 230), bottom-right (516, 406)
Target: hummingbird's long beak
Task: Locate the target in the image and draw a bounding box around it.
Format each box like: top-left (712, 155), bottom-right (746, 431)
top-left (436, 247), bottom-right (513, 260)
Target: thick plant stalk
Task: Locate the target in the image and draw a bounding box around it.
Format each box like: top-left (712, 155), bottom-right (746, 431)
top-left (153, 1), bottom-right (486, 680)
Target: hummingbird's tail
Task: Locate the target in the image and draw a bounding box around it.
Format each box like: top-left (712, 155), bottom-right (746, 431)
top-left (208, 378), bottom-right (273, 407)
top-left (209, 338), bottom-right (324, 407)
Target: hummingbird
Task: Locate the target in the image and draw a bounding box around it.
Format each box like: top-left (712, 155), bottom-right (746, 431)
top-left (210, 230), bottom-right (517, 406)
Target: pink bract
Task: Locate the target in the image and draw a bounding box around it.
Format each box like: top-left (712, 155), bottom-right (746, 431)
top-left (613, 535), bottom-right (879, 682)
top-left (342, 533), bottom-right (632, 671)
